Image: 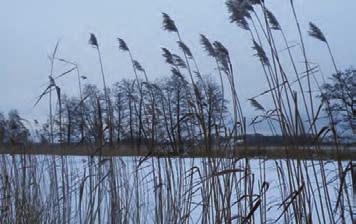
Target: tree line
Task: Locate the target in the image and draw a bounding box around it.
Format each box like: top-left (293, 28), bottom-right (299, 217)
top-left (39, 74), bottom-right (227, 153)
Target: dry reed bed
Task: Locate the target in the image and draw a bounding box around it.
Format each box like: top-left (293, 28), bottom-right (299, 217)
top-left (1, 0), bottom-right (353, 223)
top-left (0, 153), bottom-right (352, 223)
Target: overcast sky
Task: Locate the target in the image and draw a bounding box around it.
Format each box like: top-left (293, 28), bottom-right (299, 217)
top-left (1, 0), bottom-right (355, 125)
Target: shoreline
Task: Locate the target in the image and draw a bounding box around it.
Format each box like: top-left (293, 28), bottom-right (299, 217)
top-left (1, 144), bottom-right (355, 160)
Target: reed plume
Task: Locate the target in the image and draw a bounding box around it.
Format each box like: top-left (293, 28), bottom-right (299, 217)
top-left (162, 12), bottom-right (178, 32)
top-left (225, 0), bottom-right (252, 30)
top-left (200, 34), bottom-right (216, 57)
top-left (265, 8), bottom-right (281, 30)
top-left (248, 98), bottom-right (265, 112)
top-left (308, 22), bottom-right (327, 43)
top-left (117, 38), bottom-right (130, 51)
top-left (89, 33), bottom-right (99, 47)
top-left (177, 41), bottom-right (193, 58)
top-left (252, 40), bottom-right (270, 66)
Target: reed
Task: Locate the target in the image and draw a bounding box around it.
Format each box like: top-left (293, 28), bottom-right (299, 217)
top-left (0, 1), bottom-right (353, 223)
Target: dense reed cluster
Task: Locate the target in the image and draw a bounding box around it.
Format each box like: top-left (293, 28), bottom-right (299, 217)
top-left (0, 154), bottom-right (353, 223)
top-left (0, 0), bottom-right (354, 223)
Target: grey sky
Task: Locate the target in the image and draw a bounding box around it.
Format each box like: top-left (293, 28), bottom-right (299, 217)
top-left (0, 0), bottom-right (355, 125)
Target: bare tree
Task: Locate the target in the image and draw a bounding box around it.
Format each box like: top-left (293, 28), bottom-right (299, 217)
top-left (321, 68), bottom-right (356, 141)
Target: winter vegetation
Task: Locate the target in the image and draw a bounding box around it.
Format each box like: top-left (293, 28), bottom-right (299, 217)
top-left (0, 0), bottom-right (355, 223)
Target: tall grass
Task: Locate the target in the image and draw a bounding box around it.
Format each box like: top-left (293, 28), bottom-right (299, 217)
top-left (0, 0), bottom-right (354, 223)
top-left (0, 153), bottom-right (352, 223)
